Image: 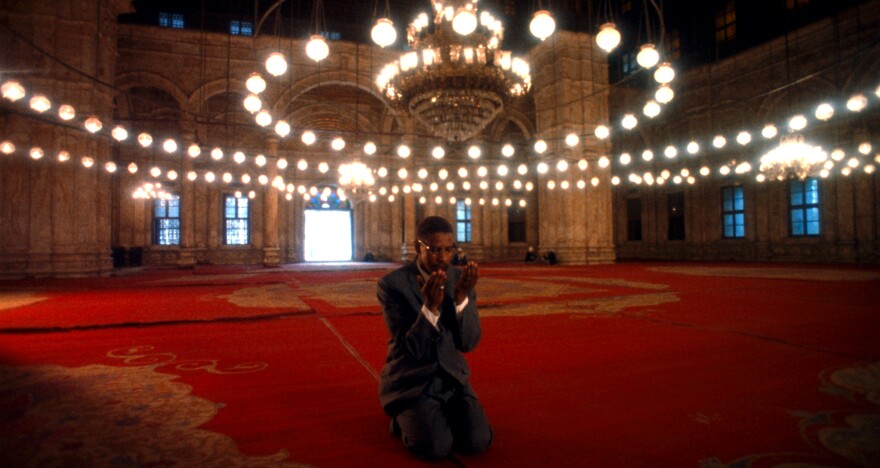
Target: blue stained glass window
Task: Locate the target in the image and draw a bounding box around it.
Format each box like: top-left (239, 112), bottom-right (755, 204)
top-left (456, 200), bottom-right (472, 243)
top-left (790, 178), bottom-right (820, 237)
top-left (722, 186), bottom-right (745, 239)
top-left (224, 194), bottom-right (249, 245)
top-left (153, 195), bottom-right (180, 246)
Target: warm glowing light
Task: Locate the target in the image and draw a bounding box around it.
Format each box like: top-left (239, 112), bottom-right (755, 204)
top-left (712, 135), bottom-right (727, 148)
top-left (29, 95), bottom-right (51, 112)
top-left (255, 110), bottom-right (272, 127)
top-left (83, 116), bottom-right (103, 133)
top-left (529, 10), bottom-right (556, 41)
top-left (655, 85), bottom-right (674, 104)
top-left (759, 133), bottom-right (828, 180)
top-left (578, 159), bottom-right (588, 170)
top-left (847, 94), bottom-right (867, 112)
top-left (255, 154), bottom-right (267, 167)
top-left (273, 120), bottom-right (291, 138)
top-left (331, 137), bottom-right (346, 151)
top-left (1, 81), bottom-right (25, 101)
top-left (789, 114), bottom-right (807, 131)
top-left (594, 125), bottom-right (610, 139)
top-left (127, 162), bottom-right (137, 173)
top-left (302, 131), bottom-right (316, 145)
top-left (81, 157), bottom-right (94, 168)
top-left (397, 144), bottom-right (411, 158)
top-left (453, 7), bottom-right (478, 36)
top-left (319, 162), bottom-right (329, 173)
top-left (534, 140), bottom-right (547, 154)
top-left (431, 146), bottom-right (445, 159)
top-left (664, 146), bottom-right (677, 158)
top-left (815, 103), bottom-right (834, 121)
top-left (265, 52), bottom-right (288, 76)
top-left (364, 141), bottom-right (377, 155)
top-left (736, 131), bottom-right (751, 146)
top-left (636, 44), bottom-right (660, 69)
top-left (643, 100), bottom-right (661, 118)
top-left (501, 144), bottom-right (515, 157)
top-left (210, 148), bottom-right (223, 161)
top-left (58, 104), bottom-right (76, 120)
top-left (595, 23), bottom-right (621, 52)
top-left (138, 133), bottom-right (153, 148)
top-left (642, 150), bottom-right (654, 161)
top-left (468, 145), bottom-right (482, 159)
top-left (598, 156), bottom-right (610, 168)
top-left (371, 18), bottom-right (397, 47)
top-left (687, 141), bottom-right (700, 154)
top-left (29, 147), bottom-right (44, 160)
top-left (111, 126), bottom-right (129, 141)
top-left (246, 73), bottom-right (267, 94)
top-left (565, 133), bottom-right (580, 147)
top-left (243, 94), bottom-right (262, 113)
top-left (556, 160), bottom-right (568, 172)
top-left (305, 35), bottom-right (330, 62)
top-left (537, 162), bottom-right (549, 174)
top-left (654, 63), bottom-right (675, 84)
top-left (57, 151), bottom-right (71, 162)
top-left (277, 158), bottom-right (288, 170)
top-left (858, 142), bottom-right (872, 155)
top-left (621, 114), bottom-right (638, 129)
top-left (619, 153), bottom-right (632, 165)
top-left (762, 124), bottom-right (778, 139)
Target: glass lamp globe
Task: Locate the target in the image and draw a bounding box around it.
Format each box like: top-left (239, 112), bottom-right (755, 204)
top-left (654, 63), bottom-right (675, 84)
top-left (163, 138), bottom-right (178, 153)
top-left (127, 162), bottom-right (138, 174)
top-left (331, 137), bottom-right (346, 151)
top-left (81, 157), bottom-right (95, 168)
top-left (57, 150), bottom-right (71, 162)
top-left (84, 116), bottom-right (103, 133)
top-left (762, 124), bottom-right (778, 139)
top-left (565, 133), bottom-right (580, 147)
top-left (397, 144), bottom-right (411, 158)
top-left (643, 100), bottom-right (661, 118)
top-left (432, 146), bottom-right (445, 159)
top-left (29, 147), bottom-right (44, 160)
top-left (534, 139), bottom-right (547, 154)
top-left (453, 8), bottom-right (478, 36)
top-left (58, 104), bottom-right (76, 121)
top-left (363, 141), bottom-right (377, 155)
top-left (30, 95), bottom-right (51, 112)
top-left (371, 18), bottom-right (396, 47)
top-left (815, 103), bottom-right (834, 121)
top-left (255, 154), bottom-right (267, 166)
top-left (1, 81), bottom-right (25, 101)
top-left (636, 44), bottom-right (660, 69)
top-left (736, 131), bottom-right (751, 145)
top-left (255, 110), bottom-right (272, 127)
top-left (468, 145), bottom-right (482, 159)
top-left (111, 126), bottom-right (129, 141)
top-left (137, 133), bottom-right (153, 147)
top-left (621, 114), bottom-right (638, 129)
top-left (789, 114), bottom-right (807, 131)
top-left (187, 144), bottom-right (201, 158)
top-left (501, 144), bottom-right (515, 157)
top-left (664, 146), bottom-right (678, 158)
top-left (596, 23), bottom-right (621, 52)
top-left (243, 94), bottom-right (262, 113)
top-left (712, 135), bottom-right (727, 148)
top-left (530, 10), bottom-right (556, 41)
top-left (655, 85), bottom-right (674, 104)
top-left (306, 35), bottom-right (330, 62)
top-left (594, 125), bottom-right (610, 139)
top-left (687, 141), bottom-right (700, 154)
top-left (246, 73), bottom-right (266, 94)
top-left (274, 120), bottom-right (291, 137)
top-left (301, 130), bottom-right (316, 145)
top-left (846, 94), bottom-right (867, 112)
top-left (265, 52), bottom-right (288, 76)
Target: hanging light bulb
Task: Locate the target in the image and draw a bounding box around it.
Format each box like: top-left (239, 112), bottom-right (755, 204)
top-left (57, 150), bottom-right (71, 163)
top-left (687, 141), bottom-right (700, 154)
top-left (621, 114), bottom-right (638, 129)
top-left (255, 110), bottom-right (272, 127)
top-left (501, 144), bottom-right (515, 157)
top-left (432, 146), bottom-right (445, 159)
top-left (127, 162), bottom-right (138, 174)
top-left (58, 104), bottom-right (76, 121)
top-left (255, 154), bottom-right (267, 166)
top-left (789, 114), bottom-right (807, 131)
top-left (468, 145), bottom-right (482, 159)
top-left (643, 100), bottom-right (661, 118)
top-left (397, 144), bottom-right (411, 158)
top-left (301, 130), bottom-right (316, 145)
top-left (265, 52), bottom-right (288, 76)
top-left (595, 23), bottom-right (621, 52)
top-left (1, 81), bottom-right (25, 101)
top-left (655, 85), bottom-right (674, 104)
top-left (736, 131), bottom-right (751, 146)
top-left (619, 153), bottom-right (632, 165)
top-left (453, 6), bottom-right (478, 36)
top-left (654, 63), bottom-right (675, 84)
top-left (277, 158), bottom-right (288, 170)
top-left (364, 141), bottom-right (377, 155)
top-left (162, 138), bottom-right (178, 153)
top-left (762, 124), bottom-right (778, 139)
top-left (111, 126), bottom-right (129, 141)
top-left (530, 10), bottom-right (556, 41)
top-left (81, 157), bottom-right (95, 168)
top-left (636, 44), bottom-right (660, 68)
top-left (642, 150), bottom-right (654, 161)
top-left (83, 116), bottom-right (103, 133)
top-left (331, 137), bottom-right (346, 151)
top-left (594, 125), bottom-right (610, 139)
top-left (0, 141), bottom-right (15, 155)
top-left (664, 146), bottom-right (678, 158)
top-left (243, 94), bottom-right (262, 113)
top-left (271, 120), bottom-right (289, 138)
top-left (29, 95), bottom-right (51, 112)
top-left (306, 35), bottom-right (330, 62)
top-left (712, 135), bottom-right (727, 148)
top-left (846, 94), bottom-right (867, 112)
top-left (371, 18), bottom-right (396, 47)
top-left (29, 147), bottom-right (44, 160)
top-left (297, 159), bottom-right (308, 170)
top-left (815, 103), bottom-right (834, 121)
top-left (246, 72), bottom-right (266, 94)
top-left (137, 133), bottom-right (153, 148)
top-left (534, 139), bottom-right (548, 154)
top-left (565, 133), bottom-right (580, 147)
top-left (211, 148), bottom-right (224, 160)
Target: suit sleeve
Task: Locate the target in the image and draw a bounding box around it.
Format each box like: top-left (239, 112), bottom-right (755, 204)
top-left (378, 276), bottom-right (439, 363)
top-left (442, 271), bottom-right (481, 353)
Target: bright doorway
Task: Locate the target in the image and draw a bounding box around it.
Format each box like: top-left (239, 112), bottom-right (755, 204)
top-left (304, 209), bottom-right (353, 262)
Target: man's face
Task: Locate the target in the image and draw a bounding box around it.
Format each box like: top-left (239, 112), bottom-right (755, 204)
top-left (416, 232), bottom-right (455, 273)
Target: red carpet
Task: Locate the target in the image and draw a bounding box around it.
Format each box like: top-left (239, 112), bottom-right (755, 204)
top-left (1, 262), bottom-right (879, 466)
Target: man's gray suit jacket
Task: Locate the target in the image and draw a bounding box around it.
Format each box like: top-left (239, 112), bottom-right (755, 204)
top-left (377, 261), bottom-right (482, 415)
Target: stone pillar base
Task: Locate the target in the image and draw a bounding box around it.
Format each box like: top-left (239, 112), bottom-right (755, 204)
top-left (263, 247), bottom-right (281, 267)
top-left (586, 246), bottom-right (616, 264)
top-left (0, 251), bottom-right (114, 278)
top-left (177, 248), bottom-right (197, 268)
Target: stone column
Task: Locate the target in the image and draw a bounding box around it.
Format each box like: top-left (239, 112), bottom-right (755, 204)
top-left (262, 138), bottom-right (281, 266)
top-left (177, 128), bottom-right (197, 268)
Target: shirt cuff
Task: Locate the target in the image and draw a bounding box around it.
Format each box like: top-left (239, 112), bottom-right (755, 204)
top-left (455, 296), bottom-right (468, 314)
top-left (420, 305), bottom-right (440, 329)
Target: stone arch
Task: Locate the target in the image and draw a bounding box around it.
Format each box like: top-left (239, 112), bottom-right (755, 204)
top-left (187, 78), bottom-right (248, 114)
top-left (273, 69), bottom-right (396, 116)
top-left (488, 108), bottom-right (536, 141)
top-left (115, 72), bottom-right (189, 113)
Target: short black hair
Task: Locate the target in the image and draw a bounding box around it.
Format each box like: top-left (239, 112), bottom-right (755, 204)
top-left (416, 216), bottom-right (453, 239)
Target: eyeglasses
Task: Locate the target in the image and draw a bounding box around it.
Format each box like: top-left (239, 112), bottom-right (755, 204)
top-left (417, 239), bottom-right (456, 256)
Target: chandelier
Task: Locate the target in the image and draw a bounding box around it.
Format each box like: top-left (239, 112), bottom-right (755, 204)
top-left (759, 133), bottom-right (828, 181)
top-left (338, 161), bottom-right (376, 201)
top-left (375, 1), bottom-right (532, 142)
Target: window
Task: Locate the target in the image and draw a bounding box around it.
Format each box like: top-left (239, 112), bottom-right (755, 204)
top-left (715, 1), bottom-right (736, 53)
top-left (722, 186), bottom-right (745, 238)
top-left (456, 200), bottom-right (472, 243)
top-left (668, 192), bottom-right (685, 241)
top-left (790, 178), bottom-right (820, 236)
top-left (626, 198), bottom-right (642, 241)
top-left (507, 205), bottom-right (526, 243)
top-left (159, 12), bottom-right (184, 29)
top-left (230, 20), bottom-right (253, 36)
top-left (621, 50), bottom-right (637, 77)
top-left (322, 31), bottom-right (342, 40)
top-left (153, 195), bottom-right (180, 246)
top-left (224, 194), bottom-right (249, 245)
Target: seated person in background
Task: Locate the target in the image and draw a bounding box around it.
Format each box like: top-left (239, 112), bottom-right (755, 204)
top-left (363, 251), bottom-right (376, 262)
top-left (542, 251), bottom-right (557, 265)
top-left (452, 247), bottom-right (468, 266)
top-left (524, 246), bottom-right (537, 262)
